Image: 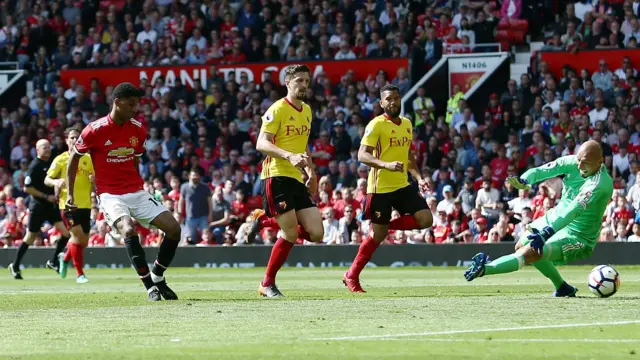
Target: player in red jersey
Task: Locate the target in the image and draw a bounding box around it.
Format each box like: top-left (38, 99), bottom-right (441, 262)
top-left (66, 83), bottom-right (182, 301)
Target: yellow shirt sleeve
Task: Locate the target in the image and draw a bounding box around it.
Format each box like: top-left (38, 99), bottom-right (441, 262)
top-left (261, 104), bottom-right (282, 135)
top-left (47, 156), bottom-right (62, 179)
top-left (86, 156), bottom-right (95, 175)
top-left (361, 120), bottom-right (379, 148)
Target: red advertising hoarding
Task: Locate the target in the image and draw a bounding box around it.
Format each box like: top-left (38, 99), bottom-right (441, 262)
top-left (60, 58), bottom-right (409, 90)
top-left (539, 50), bottom-right (640, 80)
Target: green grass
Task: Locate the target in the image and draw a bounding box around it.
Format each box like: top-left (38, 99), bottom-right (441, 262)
top-left (1, 266), bottom-right (640, 359)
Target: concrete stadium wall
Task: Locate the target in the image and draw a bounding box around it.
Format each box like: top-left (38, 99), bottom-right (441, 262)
top-left (1, 243), bottom-right (638, 269)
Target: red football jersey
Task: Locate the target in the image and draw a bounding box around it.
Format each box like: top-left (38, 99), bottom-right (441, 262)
top-left (75, 115), bottom-right (146, 195)
top-left (312, 140), bottom-right (336, 168)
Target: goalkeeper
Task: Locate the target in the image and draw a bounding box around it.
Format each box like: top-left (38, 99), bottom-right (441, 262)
top-left (464, 141), bottom-right (613, 297)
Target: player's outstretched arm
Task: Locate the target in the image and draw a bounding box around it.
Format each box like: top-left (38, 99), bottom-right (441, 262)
top-left (65, 151), bottom-right (82, 209)
top-left (358, 144), bottom-right (403, 172)
top-left (520, 155), bottom-right (577, 186)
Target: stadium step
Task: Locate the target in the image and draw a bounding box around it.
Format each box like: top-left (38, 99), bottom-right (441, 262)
top-left (510, 63), bottom-right (530, 83)
top-left (529, 41), bottom-right (545, 53)
top-left (514, 52), bottom-right (531, 65)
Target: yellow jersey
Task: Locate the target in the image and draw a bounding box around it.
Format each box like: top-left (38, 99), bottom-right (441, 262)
top-left (361, 114), bottom-right (412, 194)
top-left (47, 151), bottom-right (94, 209)
top-left (260, 98), bottom-right (313, 183)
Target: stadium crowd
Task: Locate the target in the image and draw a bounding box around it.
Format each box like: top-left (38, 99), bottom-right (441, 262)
top-left (0, 0), bottom-right (639, 247)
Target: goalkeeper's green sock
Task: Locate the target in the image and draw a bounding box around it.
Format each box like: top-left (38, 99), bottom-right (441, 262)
top-left (484, 254), bottom-right (525, 275)
top-left (532, 260), bottom-right (565, 289)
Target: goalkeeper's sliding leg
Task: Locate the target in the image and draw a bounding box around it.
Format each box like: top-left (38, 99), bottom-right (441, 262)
top-left (464, 226), bottom-right (592, 297)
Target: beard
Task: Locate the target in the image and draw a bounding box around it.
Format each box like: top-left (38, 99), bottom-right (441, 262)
top-left (295, 89), bottom-right (306, 100)
top-left (385, 106), bottom-right (400, 118)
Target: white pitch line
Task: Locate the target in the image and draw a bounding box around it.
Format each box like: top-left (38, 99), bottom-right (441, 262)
top-left (379, 338), bottom-right (640, 343)
top-left (314, 320), bottom-right (640, 341)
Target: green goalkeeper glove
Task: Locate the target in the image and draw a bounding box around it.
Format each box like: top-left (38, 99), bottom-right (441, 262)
top-left (506, 176), bottom-right (532, 191)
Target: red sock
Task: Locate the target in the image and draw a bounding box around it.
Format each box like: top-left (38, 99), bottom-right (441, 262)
top-left (346, 236), bottom-right (380, 279)
top-left (389, 215), bottom-right (420, 230)
top-left (262, 237), bottom-right (294, 287)
top-left (297, 225), bottom-right (310, 241)
top-left (63, 248), bottom-right (72, 263)
top-left (70, 243), bottom-right (85, 276)
top-left (260, 217), bottom-right (280, 231)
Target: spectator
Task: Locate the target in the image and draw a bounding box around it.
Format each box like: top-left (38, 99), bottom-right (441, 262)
top-left (179, 169), bottom-right (213, 246)
top-left (628, 223), bottom-right (640, 242)
top-left (335, 162), bottom-right (357, 191)
top-left (624, 19), bottom-right (640, 46)
top-left (197, 228), bottom-right (216, 247)
top-left (331, 121), bottom-right (352, 162)
top-left (588, 97), bottom-right (609, 126)
top-left (311, 130), bottom-right (335, 174)
top-left (592, 60), bottom-right (613, 91)
top-left (338, 204), bottom-right (359, 244)
top-left (210, 187), bottom-right (232, 243)
top-left (476, 179), bottom-right (501, 224)
top-left (437, 185), bottom-right (456, 214)
top-left (423, 28), bottom-right (443, 67)
top-left (322, 208), bottom-right (340, 244)
top-left (335, 41), bottom-right (356, 60)
top-left (137, 20), bottom-right (158, 45)
top-left (457, 177), bottom-right (477, 214)
top-left (433, 210), bottom-right (452, 243)
top-left (475, 216), bottom-right (490, 243)
top-left (392, 67), bottom-right (411, 96)
top-left (412, 87), bottom-right (435, 126)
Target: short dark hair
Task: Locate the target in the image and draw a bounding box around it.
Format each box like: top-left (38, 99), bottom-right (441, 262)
top-left (112, 82), bottom-right (144, 99)
top-left (380, 84), bottom-right (400, 96)
top-left (284, 64), bottom-right (310, 80)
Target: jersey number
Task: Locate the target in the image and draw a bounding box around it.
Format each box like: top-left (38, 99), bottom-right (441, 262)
top-left (149, 198), bottom-right (160, 207)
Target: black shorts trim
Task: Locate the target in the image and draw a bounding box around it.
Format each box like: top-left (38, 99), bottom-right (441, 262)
top-left (361, 185), bottom-right (428, 225)
top-left (62, 208), bottom-right (91, 234)
top-left (27, 204), bottom-right (63, 233)
top-left (261, 176), bottom-right (316, 217)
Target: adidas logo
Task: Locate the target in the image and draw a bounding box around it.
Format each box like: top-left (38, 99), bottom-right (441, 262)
top-left (104, 140), bottom-right (112, 146)
top-left (289, 116), bottom-right (295, 121)
top-left (391, 130), bottom-right (396, 134)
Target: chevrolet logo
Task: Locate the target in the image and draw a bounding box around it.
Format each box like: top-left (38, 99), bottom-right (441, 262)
top-left (107, 147), bottom-right (135, 157)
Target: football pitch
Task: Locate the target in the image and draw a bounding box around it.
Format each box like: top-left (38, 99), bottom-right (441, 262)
top-left (1, 266), bottom-right (640, 359)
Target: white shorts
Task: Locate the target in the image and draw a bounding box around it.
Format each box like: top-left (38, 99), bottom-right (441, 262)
top-left (97, 190), bottom-right (168, 229)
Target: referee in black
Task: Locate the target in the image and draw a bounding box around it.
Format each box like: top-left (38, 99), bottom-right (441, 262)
top-left (8, 139), bottom-right (71, 279)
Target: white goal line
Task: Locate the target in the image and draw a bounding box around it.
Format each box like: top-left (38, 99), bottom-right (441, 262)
top-left (313, 320), bottom-right (640, 341)
top-left (379, 338), bottom-right (640, 343)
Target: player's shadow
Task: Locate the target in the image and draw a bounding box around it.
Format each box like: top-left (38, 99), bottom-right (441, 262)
top-left (183, 298), bottom-right (218, 302)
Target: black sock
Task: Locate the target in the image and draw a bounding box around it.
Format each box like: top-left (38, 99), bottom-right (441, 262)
top-left (124, 235), bottom-right (154, 290)
top-left (14, 242), bottom-right (30, 268)
top-left (52, 235), bottom-right (70, 264)
top-left (153, 236), bottom-right (180, 277)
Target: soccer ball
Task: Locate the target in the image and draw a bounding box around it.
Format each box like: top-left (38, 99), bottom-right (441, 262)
top-left (588, 265), bottom-right (620, 298)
